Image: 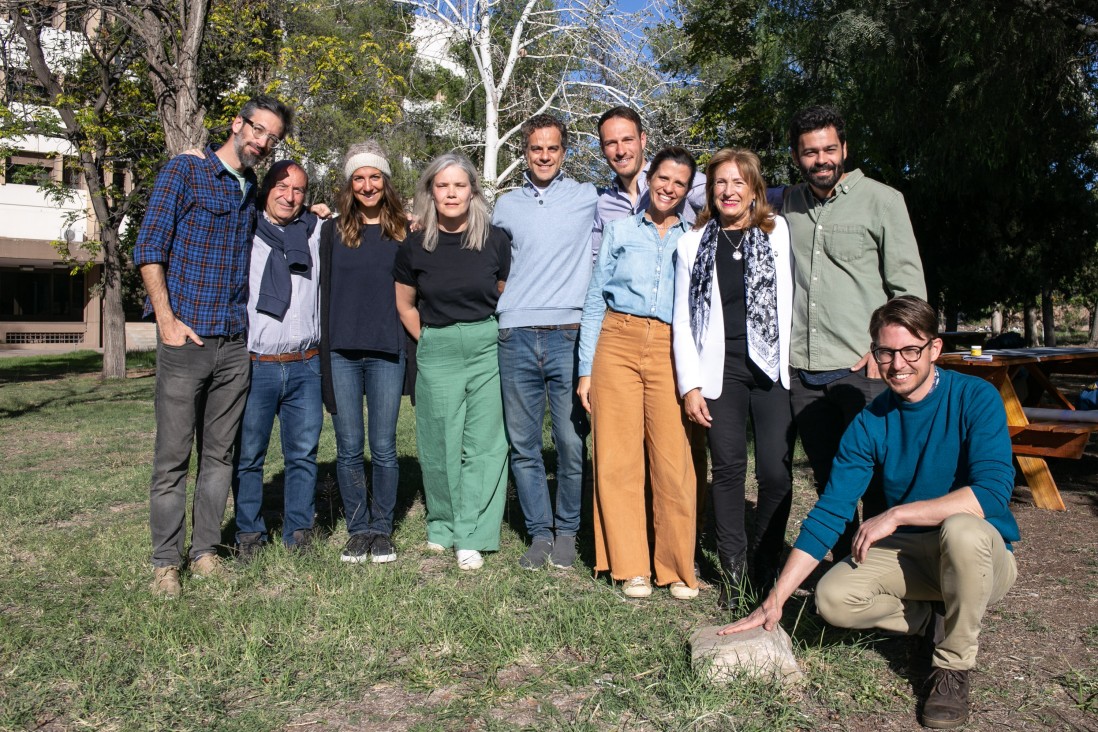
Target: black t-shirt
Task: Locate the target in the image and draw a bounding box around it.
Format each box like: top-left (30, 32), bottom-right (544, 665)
top-left (392, 226), bottom-right (511, 327)
top-left (716, 228), bottom-right (747, 342)
top-left (327, 221), bottom-right (405, 354)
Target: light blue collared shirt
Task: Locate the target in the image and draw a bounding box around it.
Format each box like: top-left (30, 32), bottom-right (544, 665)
top-left (578, 212), bottom-right (688, 376)
top-left (246, 213), bottom-right (322, 355)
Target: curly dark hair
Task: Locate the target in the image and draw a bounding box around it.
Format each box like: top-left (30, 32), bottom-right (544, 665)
top-left (788, 105), bottom-right (845, 152)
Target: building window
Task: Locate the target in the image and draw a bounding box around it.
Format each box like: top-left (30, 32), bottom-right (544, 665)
top-left (0, 267), bottom-right (85, 321)
top-left (4, 153), bottom-right (54, 186)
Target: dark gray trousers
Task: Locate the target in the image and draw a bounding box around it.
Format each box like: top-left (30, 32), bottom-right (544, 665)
top-left (149, 336), bottom-right (250, 567)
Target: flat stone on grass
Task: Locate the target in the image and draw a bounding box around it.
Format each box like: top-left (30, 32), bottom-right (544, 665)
top-left (689, 624), bottom-right (804, 685)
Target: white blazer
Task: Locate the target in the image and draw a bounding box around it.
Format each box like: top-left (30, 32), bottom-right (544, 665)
top-left (672, 215), bottom-right (794, 397)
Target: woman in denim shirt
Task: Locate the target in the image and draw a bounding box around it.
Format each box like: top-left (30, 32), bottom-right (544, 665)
top-left (577, 147), bottom-right (699, 600)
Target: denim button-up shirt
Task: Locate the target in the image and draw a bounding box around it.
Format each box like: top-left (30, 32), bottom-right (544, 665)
top-left (578, 212), bottom-right (688, 376)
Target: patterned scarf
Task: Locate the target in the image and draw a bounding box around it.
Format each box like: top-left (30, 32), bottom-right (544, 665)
top-left (688, 218), bottom-right (781, 381)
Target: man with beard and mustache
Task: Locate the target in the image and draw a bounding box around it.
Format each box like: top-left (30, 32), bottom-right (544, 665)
top-left (782, 105), bottom-right (925, 563)
top-left (134, 95), bottom-right (292, 598)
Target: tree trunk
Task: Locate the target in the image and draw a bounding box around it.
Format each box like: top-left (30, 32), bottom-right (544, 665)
top-left (1041, 288), bottom-right (1057, 347)
top-left (945, 307), bottom-right (959, 332)
top-left (990, 306), bottom-right (1003, 336)
top-left (1088, 300), bottom-right (1098, 346)
top-left (99, 230), bottom-right (127, 379)
top-left (1024, 303), bottom-right (1041, 346)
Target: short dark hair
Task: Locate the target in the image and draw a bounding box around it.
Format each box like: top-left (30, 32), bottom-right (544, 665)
top-left (521, 114), bottom-right (569, 150)
top-left (788, 105), bottom-right (845, 153)
top-left (240, 95), bottom-right (294, 136)
top-left (870, 295), bottom-right (939, 342)
top-left (259, 160), bottom-right (307, 211)
top-left (597, 106), bottom-right (643, 141)
top-left (646, 146), bottom-right (696, 187)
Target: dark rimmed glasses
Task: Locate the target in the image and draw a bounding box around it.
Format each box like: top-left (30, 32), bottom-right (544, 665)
top-left (871, 340), bottom-right (933, 365)
top-left (241, 116), bottom-right (283, 148)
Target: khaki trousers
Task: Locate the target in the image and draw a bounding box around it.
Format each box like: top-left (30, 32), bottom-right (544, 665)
top-left (590, 311), bottom-right (697, 587)
top-left (815, 513), bottom-right (1017, 670)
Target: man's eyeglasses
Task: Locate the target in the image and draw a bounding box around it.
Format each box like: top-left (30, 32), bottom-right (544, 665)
top-left (871, 340), bottom-right (933, 365)
top-left (241, 116), bottom-right (283, 147)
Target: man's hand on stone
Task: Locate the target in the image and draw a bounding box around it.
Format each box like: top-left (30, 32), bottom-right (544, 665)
top-left (718, 593), bottom-right (783, 635)
top-left (851, 508), bottom-right (900, 563)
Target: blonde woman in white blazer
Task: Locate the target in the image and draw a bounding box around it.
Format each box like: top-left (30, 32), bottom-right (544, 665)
top-left (671, 148), bottom-right (795, 612)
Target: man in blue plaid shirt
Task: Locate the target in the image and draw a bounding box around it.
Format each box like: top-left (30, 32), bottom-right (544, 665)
top-left (134, 96), bottom-right (293, 598)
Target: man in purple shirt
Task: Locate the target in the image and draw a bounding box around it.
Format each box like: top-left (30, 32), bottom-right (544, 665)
top-left (134, 96), bottom-right (292, 598)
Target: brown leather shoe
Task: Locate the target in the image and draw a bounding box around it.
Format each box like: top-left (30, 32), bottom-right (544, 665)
top-left (190, 553), bottom-right (227, 579)
top-left (151, 566), bottom-right (181, 598)
top-left (921, 667), bottom-right (970, 729)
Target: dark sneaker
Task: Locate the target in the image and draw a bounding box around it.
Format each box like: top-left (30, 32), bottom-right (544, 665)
top-left (370, 535), bottom-right (397, 563)
top-left (550, 535), bottom-right (576, 569)
top-left (921, 668), bottom-right (970, 729)
top-left (341, 533), bottom-right (373, 563)
top-left (236, 532), bottom-right (264, 564)
top-left (519, 537), bottom-right (553, 570)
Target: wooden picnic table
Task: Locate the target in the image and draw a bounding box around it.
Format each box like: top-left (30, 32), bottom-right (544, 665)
top-left (937, 347), bottom-right (1098, 510)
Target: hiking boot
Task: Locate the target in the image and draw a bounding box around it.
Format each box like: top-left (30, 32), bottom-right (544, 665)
top-left (191, 553), bottom-right (227, 579)
top-left (370, 535), bottom-right (397, 563)
top-left (669, 581), bottom-right (699, 599)
top-left (717, 553), bottom-right (747, 611)
top-left (236, 533), bottom-right (264, 564)
top-left (456, 549), bottom-right (484, 570)
top-left (921, 668), bottom-right (970, 729)
top-left (622, 576), bottom-right (652, 598)
top-left (550, 535), bottom-right (576, 569)
top-left (288, 528), bottom-right (314, 552)
top-left (519, 537), bottom-right (553, 570)
top-left (151, 566), bottom-right (181, 598)
top-left (341, 533), bottom-right (373, 563)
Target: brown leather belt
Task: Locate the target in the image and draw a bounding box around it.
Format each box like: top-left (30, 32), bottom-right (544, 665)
top-left (526, 323), bottom-right (580, 331)
top-left (251, 348), bottom-right (319, 363)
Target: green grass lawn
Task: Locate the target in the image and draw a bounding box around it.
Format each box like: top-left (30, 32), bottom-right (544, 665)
top-left (0, 352), bottom-right (925, 731)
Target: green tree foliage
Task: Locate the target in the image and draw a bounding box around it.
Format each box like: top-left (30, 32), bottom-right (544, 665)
top-left (681, 0), bottom-right (1098, 319)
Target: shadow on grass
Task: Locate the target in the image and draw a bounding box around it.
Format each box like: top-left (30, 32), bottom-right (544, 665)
top-left (0, 350), bottom-right (158, 384)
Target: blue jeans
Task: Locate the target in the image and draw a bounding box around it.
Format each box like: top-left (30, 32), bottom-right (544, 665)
top-left (498, 327), bottom-right (588, 539)
top-left (329, 349), bottom-right (405, 536)
top-left (233, 354), bottom-right (322, 546)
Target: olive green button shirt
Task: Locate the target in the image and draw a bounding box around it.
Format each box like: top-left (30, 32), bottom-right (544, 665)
top-left (785, 169), bottom-right (926, 371)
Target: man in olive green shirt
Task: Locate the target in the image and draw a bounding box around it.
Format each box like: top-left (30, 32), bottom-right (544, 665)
top-left (784, 105), bottom-right (926, 561)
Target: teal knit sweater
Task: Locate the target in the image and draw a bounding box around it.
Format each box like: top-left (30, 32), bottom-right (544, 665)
top-left (794, 368), bottom-right (1021, 561)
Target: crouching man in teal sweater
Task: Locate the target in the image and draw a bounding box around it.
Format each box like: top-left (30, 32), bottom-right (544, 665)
top-left (720, 295), bottom-right (1019, 730)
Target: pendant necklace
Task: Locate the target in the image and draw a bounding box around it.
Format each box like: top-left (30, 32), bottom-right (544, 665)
top-left (721, 228), bottom-right (744, 260)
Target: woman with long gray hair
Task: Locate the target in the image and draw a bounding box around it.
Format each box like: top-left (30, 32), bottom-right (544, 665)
top-left (393, 153), bottom-right (511, 570)
top-left (319, 140), bottom-right (408, 565)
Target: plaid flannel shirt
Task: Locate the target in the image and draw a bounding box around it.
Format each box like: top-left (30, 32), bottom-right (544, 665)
top-left (133, 145), bottom-right (257, 337)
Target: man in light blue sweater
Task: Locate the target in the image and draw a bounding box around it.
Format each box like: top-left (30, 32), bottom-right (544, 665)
top-left (493, 114), bottom-right (599, 570)
top-left (721, 296), bottom-right (1019, 730)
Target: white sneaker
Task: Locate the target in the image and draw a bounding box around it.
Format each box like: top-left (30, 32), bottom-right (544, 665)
top-left (622, 576), bottom-right (652, 598)
top-left (456, 549), bottom-right (484, 570)
top-left (426, 541), bottom-right (446, 553)
top-left (669, 581), bottom-right (699, 599)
